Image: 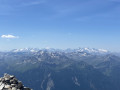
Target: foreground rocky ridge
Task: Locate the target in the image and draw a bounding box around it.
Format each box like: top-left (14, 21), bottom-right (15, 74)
top-left (0, 73), bottom-right (31, 90)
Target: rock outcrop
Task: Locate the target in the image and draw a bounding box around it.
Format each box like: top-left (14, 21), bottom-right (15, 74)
top-left (0, 73), bottom-right (32, 90)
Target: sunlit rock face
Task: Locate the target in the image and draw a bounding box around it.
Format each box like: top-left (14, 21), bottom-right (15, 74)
top-left (0, 73), bottom-right (32, 90)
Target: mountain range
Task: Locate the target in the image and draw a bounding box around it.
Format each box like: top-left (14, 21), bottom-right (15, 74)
top-left (0, 48), bottom-right (120, 90)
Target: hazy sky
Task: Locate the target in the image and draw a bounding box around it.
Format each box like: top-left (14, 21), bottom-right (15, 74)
top-left (0, 0), bottom-right (120, 51)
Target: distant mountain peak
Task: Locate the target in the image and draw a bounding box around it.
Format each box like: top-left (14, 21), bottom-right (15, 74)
top-left (74, 48), bottom-right (109, 55)
top-left (10, 48), bottom-right (109, 55)
top-left (11, 48), bottom-right (39, 52)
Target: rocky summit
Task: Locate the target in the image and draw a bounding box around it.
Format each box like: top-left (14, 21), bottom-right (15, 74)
top-left (0, 73), bottom-right (31, 90)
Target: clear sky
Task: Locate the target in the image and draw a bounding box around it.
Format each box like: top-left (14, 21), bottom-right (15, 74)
top-left (0, 0), bottom-right (120, 51)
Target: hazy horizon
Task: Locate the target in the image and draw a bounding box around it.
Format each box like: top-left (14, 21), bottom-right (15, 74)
top-left (0, 47), bottom-right (118, 53)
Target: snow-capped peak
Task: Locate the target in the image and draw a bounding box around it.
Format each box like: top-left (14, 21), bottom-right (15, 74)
top-left (11, 48), bottom-right (109, 55)
top-left (11, 48), bottom-right (39, 52)
top-left (75, 48), bottom-right (109, 54)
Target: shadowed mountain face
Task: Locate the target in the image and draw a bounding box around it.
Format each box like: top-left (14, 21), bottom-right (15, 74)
top-left (0, 48), bottom-right (120, 90)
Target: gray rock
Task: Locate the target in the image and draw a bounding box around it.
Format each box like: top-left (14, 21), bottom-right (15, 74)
top-left (12, 87), bottom-right (17, 90)
top-left (11, 84), bottom-right (16, 87)
top-left (0, 83), bottom-right (5, 89)
top-left (4, 85), bottom-right (11, 88)
top-left (23, 87), bottom-right (31, 90)
top-left (17, 82), bottom-right (23, 89)
top-left (0, 74), bottom-right (32, 90)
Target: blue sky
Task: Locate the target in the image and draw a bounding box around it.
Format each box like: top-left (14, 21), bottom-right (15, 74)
top-left (0, 0), bottom-right (120, 51)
